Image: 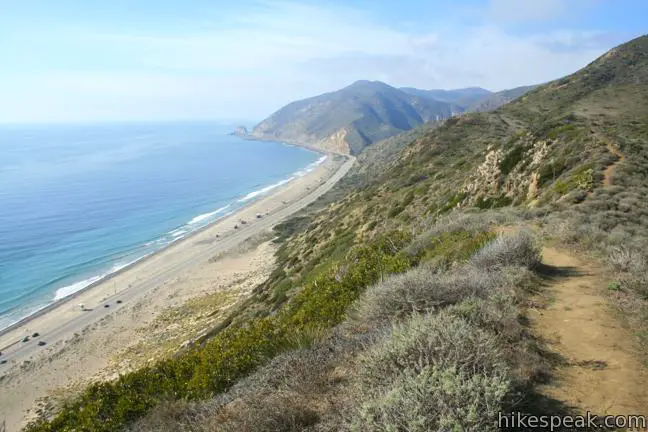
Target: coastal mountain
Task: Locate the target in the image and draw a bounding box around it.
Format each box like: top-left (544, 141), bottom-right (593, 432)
top-left (399, 86), bottom-right (492, 110)
top-left (244, 82), bottom-right (536, 155)
top-left (401, 84), bottom-right (537, 113)
top-left (246, 80), bottom-right (456, 155)
top-left (467, 84), bottom-right (538, 112)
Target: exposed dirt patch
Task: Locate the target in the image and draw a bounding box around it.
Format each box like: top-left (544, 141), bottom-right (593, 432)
top-left (530, 246), bottom-right (648, 415)
top-left (603, 142), bottom-right (625, 187)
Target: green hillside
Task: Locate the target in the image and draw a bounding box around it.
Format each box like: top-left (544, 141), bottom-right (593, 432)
top-left (25, 34), bottom-right (648, 432)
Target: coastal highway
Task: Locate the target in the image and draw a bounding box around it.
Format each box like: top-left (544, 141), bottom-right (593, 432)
top-left (0, 155), bottom-right (354, 371)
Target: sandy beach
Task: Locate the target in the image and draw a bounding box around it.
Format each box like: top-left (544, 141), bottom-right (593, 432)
top-left (0, 153), bottom-right (353, 431)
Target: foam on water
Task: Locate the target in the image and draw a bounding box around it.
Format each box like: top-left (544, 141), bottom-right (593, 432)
top-left (294, 155), bottom-right (328, 177)
top-left (188, 204), bottom-right (232, 225)
top-left (47, 153), bottom-right (323, 306)
top-left (237, 153), bottom-right (327, 203)
top-left (52, 255), bottom-right (149, 301)
top-left (171, 229), bottom-right (187, 238)
top-left (238, 177), bottom-right (293, 203)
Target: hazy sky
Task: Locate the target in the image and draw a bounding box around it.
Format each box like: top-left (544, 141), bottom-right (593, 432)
top-left (0, 0), bottom-right (646, 123)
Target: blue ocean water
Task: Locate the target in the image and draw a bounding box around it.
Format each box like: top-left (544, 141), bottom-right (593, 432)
top-left (0, 121), bottom-right (323, 330)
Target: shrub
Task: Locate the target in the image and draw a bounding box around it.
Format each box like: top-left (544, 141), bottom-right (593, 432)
top-left (212, 392), bottom-right (320, 432)
top-left (448, 294), bottom-right (521, 341)
top-left (537, 157), bottom-right (567, 186)
top-left (351, 266), bottom-right (504, 325)
top-left (475, 195), bottom-right (514, 209)
top-left (388, 204), bottom-right (405, 218)
top-left (351, 365), bottom-right (510, 432)
top-left (357, 312), bottom-right (508, 390)
top-left (438, 192), bottom-right (467, 214)
top-left (129, 400), bottom-right (209, 432)
top-left (470, 231), bottom-right (541, 270)
top-left (608, 246), bottom-right (648, 298)
top-left (406, 229), bottom-right (495, 267)
top-left (500, 145), bottom-right (526, 176)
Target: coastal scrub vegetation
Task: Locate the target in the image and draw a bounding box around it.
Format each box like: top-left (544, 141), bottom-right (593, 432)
top-left (25, 35), bottom-right (648, 431)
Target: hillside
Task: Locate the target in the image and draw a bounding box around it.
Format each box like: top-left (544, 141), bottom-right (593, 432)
top-left (26, 35), bottom-right (648, 432)
top-left (247, 80), bottom-right (454, 155)
top-left (400, 86), bottom-right (492, 110)
top-left (468, 84), bottom-right (538, 112)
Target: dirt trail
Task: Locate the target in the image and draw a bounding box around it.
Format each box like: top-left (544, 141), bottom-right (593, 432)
top-left (603, 142), bottom-right (625, 187)
top-left (530, 246), bottom-right (648, 416)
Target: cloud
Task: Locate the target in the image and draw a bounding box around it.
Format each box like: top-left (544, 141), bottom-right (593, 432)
top-left (0, 0), bottom-right (622, 123)
top-left (486, 0), bottom-right (568, 22)
top-left (485, 0), bottom-right (599, 23)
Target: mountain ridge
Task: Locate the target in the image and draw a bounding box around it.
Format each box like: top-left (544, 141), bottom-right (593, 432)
top-left (242, 81), bottom-right (536, 155)
top-left (243, 80), bottom-right (457, 155)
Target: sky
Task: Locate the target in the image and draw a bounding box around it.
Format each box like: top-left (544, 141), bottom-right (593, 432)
top-left (0, 0), bottom-right (646, 123)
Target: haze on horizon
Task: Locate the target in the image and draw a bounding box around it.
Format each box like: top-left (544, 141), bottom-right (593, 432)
top-left (1, 0), bottom-right (646, 124)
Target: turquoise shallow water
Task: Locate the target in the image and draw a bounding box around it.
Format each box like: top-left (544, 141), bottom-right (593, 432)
top-left (0, 121), bottom-right (322, 330)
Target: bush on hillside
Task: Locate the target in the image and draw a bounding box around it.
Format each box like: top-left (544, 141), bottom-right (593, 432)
top-left (447, 294), bottom-right (522, 342)
top-left (608, 246), bottom-right (648, 298)
top-left (350, 365), bottom-right (510, 432)
top-left (350, 266), bottom-right (503, 325)
top-left (357, 312), bottom-right (507, 390)
top-left (350, 311), bottom-right (512, 431)
top-left (470, 231), bottom-right (541, 270)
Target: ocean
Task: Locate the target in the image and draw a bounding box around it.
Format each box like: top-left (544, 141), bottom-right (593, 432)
top-left (0, 121), bottom-right (323, 330)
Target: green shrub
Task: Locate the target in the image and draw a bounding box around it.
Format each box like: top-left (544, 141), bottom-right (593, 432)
top-left (537, 157), bottom-right (567, 185)
top-left (608, 282), bottom-right (621, 291)
top-left (284, 242), bottom-right (411, 329)
top-left (388, 204), bottom-right (405, 217)
top-left (438, 192), bottom-right (467, 214)
top-left (475, 195), bottom-right (514, 209)
top-left (273, 216), bottom-right (311, 243)
top-left (405, 228), bottom-right (495, 265)
top-left (500, 145), bottom-right (526, 176)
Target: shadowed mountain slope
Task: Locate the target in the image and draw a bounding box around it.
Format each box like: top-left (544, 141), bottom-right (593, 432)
top-left (247, 80), bottom-right (455, 155)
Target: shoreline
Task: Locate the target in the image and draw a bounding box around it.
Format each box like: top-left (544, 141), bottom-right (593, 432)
top-left (0, 150), bottom-right (353, 431)
top-left (0, 145), bottom-right (330, 342)
top-left (234, 132), bottom-right (348, 157)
